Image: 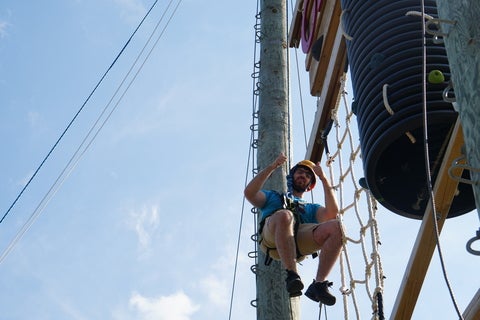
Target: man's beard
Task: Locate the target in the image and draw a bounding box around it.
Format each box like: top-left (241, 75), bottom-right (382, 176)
top-left (292, 180), bottom-right (309, 192)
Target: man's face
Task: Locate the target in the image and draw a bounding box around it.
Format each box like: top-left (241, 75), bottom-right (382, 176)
top-left (292, 167), bottom-right (313, 192)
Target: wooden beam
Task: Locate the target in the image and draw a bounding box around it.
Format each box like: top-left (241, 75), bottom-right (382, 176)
top-left (437, 0), bottom-right (480, 215)
top-left (390, 119), bottom-right (465, 319)
top-left (306, 0), bottom-right (340, 92)
top-left (288, 0), bottom-right (303, 48)
top-left (306, 21), bottom-right (346, 162)
top-left (464, 289), bottom-right (480, 320)
top-left (288, 0), bottom-right (347, 163)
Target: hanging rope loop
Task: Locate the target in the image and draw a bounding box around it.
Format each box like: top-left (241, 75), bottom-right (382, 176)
top-left (466, 228), bottom-right (480, 256)
top-left (382, 83), bottom-right (416, 143)
top-left (321, 118), bottom-right (334, 156)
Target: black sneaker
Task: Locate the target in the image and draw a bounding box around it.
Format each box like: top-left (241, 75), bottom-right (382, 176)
top-left (305, 280), bottom-right (336, 305)
top-left (285, 270), bottom-right (304, 297)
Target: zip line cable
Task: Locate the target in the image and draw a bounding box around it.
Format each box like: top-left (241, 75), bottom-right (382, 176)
top-left (285, 1), bottom-right (293, 167)
top-left (288, 0), bottom-right (316, 206)
top-left (228, 1), bottom-right (262, 317)
top-left (0, 0), bottom-right (183, 264)
top-left (419, 1), bottom-right (463, 318)
top-left (293, 47), bottom-right (308, 150)
top-left (289, 0), bottom-right (308, 152)
top-left (230, 0), bottom-right (315, 316)
top-left (0, 0), bottom-right (160, 225)
top-left (228, 132), bottom-right (255, 320)
top-left (231, 1), bottom-right (311, 318)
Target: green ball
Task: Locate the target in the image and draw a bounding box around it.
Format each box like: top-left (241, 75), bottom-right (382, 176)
top-left (428, 70), bottom-right (445, 84)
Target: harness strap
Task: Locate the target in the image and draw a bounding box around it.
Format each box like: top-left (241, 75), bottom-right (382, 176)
top-left (258, 192), bottom-right (311, 265)
top-left (264, 247), bottom-right (274, 266)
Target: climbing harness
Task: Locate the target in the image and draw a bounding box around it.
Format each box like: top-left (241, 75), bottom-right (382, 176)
top-left (258, 191), bottom-right (316, 266)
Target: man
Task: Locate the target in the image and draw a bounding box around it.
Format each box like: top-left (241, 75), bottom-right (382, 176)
top-left (244, 153), bottom-right (342, 305)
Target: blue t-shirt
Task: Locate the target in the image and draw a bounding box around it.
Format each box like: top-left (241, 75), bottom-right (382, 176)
top-left (260, 190), bottom-right (320, 224)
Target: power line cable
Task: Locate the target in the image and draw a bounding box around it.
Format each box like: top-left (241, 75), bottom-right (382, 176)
top-left (0, 0), bottom-right (183, 264)
top-left (0, 0), bottom-right (160, 225)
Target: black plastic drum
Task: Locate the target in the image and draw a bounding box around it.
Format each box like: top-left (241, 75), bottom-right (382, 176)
top-left (340, 0), bottom-right (475, 218)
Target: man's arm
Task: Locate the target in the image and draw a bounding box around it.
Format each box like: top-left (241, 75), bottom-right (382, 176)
top-left (313, 163), bottom-right (339, 222)
top-left (244, 153), bottom-right (287, 208)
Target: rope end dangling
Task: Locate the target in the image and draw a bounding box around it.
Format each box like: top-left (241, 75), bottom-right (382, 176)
top-left (382, 83), bottom-right (416, 144)
top-left (321, 118), bottom-right (334, 157)
top-left (373, 288), bottom-right (385, 320)
top-left (286, 172), bottom-right (294, 194)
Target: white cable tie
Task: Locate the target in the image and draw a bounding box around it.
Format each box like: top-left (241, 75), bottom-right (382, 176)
top-left (340, 10), bottom-right (354, 41)
top-left (405, 10), bottom-right (434, 20)
top-left (383, 84), bottom-right (416, 144)
top-left (382, 84), bottom-right (394, 115)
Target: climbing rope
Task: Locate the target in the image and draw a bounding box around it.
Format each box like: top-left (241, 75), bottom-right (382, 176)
top-left (227, 1), bottom-right (262, 317)
top-left (418, 1), bottom-right (464, 318)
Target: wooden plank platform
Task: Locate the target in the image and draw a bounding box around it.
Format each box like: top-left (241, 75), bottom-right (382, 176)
top-left (390, 119), bottom-right (466, 319)
top-left (464, 289), bottom-right (480, 320)
top-left (288, 0), bottom-right (346, 161)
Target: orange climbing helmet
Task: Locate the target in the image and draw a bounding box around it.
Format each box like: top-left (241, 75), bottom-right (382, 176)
top-left (290, 160), bottom-right (317, 190)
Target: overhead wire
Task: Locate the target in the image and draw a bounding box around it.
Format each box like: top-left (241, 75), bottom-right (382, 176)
top-left (228, 126), bottom-right (257, 320)
top-left (230, 0), bottom-right (299, 316)
top-left (285, 3), bottom-right (297, 318)
top-left (289, 0), bottom-right (309, 153)
top-left (293, 48), bottom-right (309, 150)
top-left (288, 0), bottom-right (315, 205)
top-left (0, 0), bottom-right (160, 225)
top-left (419, 0), bottom-right (464, 318)
top-left (0, 0), bottom-right (183, 265)
top-left (287, 4), bottom-right (303, 319)
top-left (228, 0), bottom-right (262, 317)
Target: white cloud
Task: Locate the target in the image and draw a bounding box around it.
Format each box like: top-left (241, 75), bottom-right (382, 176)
top-left (128, 205), bottom-right (160, 252)
top-left (113, 0), bottom-right (146, 23)
top-left (27, 111), bottom-right (41, 127)
top-left (197, 245), bottom-right (255, 310)
top-left (129, 291), bottom-right (199, 320)
top-left (199, 274), bottom-right (229, 308)
top-left (51, 294), bottom-right (88, 320)
top-left (0, 20), bottom-right (9, 38)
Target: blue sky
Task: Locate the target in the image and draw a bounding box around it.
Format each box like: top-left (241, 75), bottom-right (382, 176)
top-left (0, 1), bottom-right (478, 320)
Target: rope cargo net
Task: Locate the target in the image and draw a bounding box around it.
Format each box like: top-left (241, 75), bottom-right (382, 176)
top-left (248, 73), bottom-right (386, 320)
top-left (329, 74), bottom-right (386, 320)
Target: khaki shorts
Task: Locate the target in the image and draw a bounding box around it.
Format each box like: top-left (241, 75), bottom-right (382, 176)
top-left (259, 219), bottom-right (320, 261)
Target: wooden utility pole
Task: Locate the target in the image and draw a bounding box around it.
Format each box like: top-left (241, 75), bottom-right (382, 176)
top-left (436, 0), bottom-right (480, 220)
top-left (391, 3), bottom-right (480, 318)
top-left (256, 0), bottom-right (299, 319)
